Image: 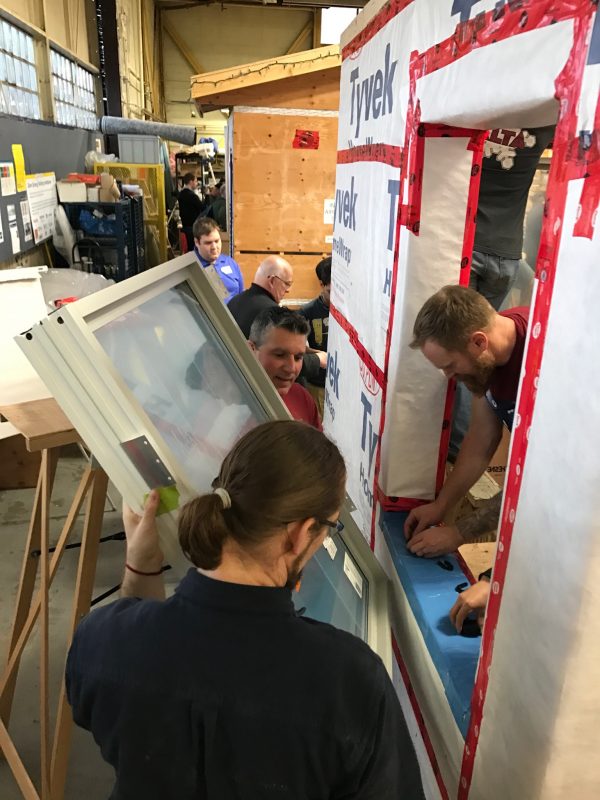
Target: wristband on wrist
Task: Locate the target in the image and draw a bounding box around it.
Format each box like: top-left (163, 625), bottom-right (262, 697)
top-left (125, 563), bottom-right (164, 577)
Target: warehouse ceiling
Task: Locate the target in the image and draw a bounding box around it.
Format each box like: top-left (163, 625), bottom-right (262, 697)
top-left (157, 1), bottom-right (368, 9)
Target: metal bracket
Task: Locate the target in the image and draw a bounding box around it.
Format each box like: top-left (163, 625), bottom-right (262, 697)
top-left (120, 436), bottom-right (175, 487)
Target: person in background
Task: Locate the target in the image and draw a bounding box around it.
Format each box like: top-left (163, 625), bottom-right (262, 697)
top-left (404, 286), bottom-right (528, 632)
top-left (227, 255), bottom-right (294, 337)
top-left (206, 183), bottom-right (227, 231)
top-left (193, 217), bottom-right (244, 304)
top-left (249, 307), bottom-right (321, 430)
top-left (471, 127), bottom-right (553, 310)
top-left (228, 257), bottom-right (327, 386)
top-left (66, 420), bottom-right (425, 799)
top-left (178, 172), bottom-right (205, 251)
top-left (299, 256), bottom-right (331, 418)
top-left (450, 127), bottom-right (554, 459)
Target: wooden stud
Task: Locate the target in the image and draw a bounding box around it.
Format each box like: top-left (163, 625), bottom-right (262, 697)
top-left (50, 466), bottom-right (109, 799)
top-left (0, 466), bottom-right (94, 702)
top-left (40, 449), bottom-right (52, 799)
top-left (312, 10), bottom-right (322, 50)
top-left (0, 449), bottom-right (58, 725)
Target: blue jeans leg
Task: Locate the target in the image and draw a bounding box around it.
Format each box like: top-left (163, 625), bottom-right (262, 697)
top-left (469, 250), bottom-right (521, 311)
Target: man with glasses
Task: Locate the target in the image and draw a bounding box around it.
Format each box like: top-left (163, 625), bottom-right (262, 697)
top-left (228, 256), bottom-right (327, 385)
top-left (228, 255), bottom-right (294, 337)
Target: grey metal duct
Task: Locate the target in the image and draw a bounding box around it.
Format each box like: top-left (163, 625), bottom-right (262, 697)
top-left (100, 116), bottom-right (196, 146)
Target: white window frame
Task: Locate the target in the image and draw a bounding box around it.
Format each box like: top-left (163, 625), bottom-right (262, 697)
top-left (18, 252), bottom-right (392, 670)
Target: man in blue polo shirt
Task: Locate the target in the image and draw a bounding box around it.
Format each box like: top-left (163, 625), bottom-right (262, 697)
top-left (193, 217), bottom-right (244, 304)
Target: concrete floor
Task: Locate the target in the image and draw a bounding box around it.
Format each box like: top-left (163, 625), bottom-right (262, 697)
top-left (0, 449), bottom-right (179, 799)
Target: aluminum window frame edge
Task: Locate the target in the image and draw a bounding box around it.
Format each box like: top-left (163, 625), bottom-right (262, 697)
top-left (17, 319), bottom-right (189, 572)
top-left (338, 506), bottom-right (393, 673)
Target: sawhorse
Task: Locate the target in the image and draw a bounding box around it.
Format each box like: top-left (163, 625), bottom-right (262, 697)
top-left (0, 398), bottom-right (109, 800)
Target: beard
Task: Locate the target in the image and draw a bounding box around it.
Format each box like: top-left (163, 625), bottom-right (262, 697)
top-left (456, 356), bottom-right (496, 396)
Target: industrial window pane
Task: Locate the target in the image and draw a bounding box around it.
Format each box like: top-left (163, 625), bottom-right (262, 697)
top-left (0, 17), bottom-right (40, 121)
top-left (50, 49), bottom-right (97, 130)
top-left (94, 282), bottom-right (268, 491)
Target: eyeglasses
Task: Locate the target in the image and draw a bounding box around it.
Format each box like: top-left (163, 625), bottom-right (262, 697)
top-left (320, 518), bottom-right (344, 535)
top-left (271, 274), bottom-right (293, 289)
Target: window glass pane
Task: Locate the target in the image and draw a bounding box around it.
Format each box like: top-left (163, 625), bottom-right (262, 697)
top-left (14, 57), bottom-right (23, 87)
top-left (295, 533), bottom-right (368, 640)
top-left (6, 54), bottom-right (14, 84)
top-left (0, 19), bottom-right (38, 119)
top-left (50, 48), bottom-right (96, 129)
top-left (94, 283), bottom-right (268, 491)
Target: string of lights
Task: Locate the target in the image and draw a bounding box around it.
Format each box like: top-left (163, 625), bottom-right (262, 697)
top-left (190, 50), bottom-right (338, 90)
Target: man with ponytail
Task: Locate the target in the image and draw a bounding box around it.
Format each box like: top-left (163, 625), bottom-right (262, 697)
top-left (66, 421), bottom-right (424, 799)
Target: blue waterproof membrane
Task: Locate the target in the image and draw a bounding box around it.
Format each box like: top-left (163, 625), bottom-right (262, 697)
top-left (381, 511), bottom-right (481, 737)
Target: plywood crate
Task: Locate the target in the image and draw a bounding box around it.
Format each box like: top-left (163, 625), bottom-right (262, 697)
top-left (231, 109), bottom-right (337, 302)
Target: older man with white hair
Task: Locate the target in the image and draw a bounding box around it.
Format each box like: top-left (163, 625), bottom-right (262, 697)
top-left (227, 255), bottom-right (293, 337)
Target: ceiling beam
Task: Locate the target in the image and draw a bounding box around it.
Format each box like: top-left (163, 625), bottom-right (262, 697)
top-left (162, 16), bottom-right (204, 75)
top-left (312, 10), bottom-right (321, 49)
top-left (285, 20), bottom-right (313, 55)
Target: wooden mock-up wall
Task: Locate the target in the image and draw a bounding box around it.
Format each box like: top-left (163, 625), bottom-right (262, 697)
top-left (231, 108), bottom-right (337, 302)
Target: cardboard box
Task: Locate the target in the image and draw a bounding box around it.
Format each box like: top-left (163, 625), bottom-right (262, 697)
top-left (57, 181), bottom-right (87, 203)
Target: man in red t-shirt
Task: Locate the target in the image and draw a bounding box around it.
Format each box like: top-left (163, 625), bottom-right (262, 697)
top-left (402, 286), bottom-right (529, 630)
top-left (249, 307), bottom-right (322, 431)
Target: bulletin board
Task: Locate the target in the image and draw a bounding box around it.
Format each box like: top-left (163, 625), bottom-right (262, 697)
top-left (0, 116), bottom-right (99, 264)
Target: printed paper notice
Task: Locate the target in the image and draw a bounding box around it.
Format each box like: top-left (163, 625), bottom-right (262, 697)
top-left (12, 145), bottom-right (26, 192)
top-left (26, 173), bottom-right (57, 243)
top-left (7, 205), bottom-right (21, 254)
top-left (323, 536), bottom-right (337, 561)
top-left (323, 198), bottom-right (335, 225)
top-left (20, 200), bottom-right (33, 242)
top-left (343, 552), bottom-right (364, 599)
top-left (0, 163), bottom-right (16, 196)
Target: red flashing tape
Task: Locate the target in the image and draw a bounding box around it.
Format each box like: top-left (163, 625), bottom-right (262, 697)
top-left (376, 488), bottom-right (429, 512)
top-left (414, 0), bottom-right (592, 80)
top-left (337, 143), bottom-right (404, 167)
top-left (329, 303), bottom-right (386, 390)
top-left (391, 633), bottom-right (450, 800)
top-left (342, 0), bottom-right (415, 60)
top-left (457, 9), bottom-right (596, 799)
top-left (573, 95), bottom-right (600, 238)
